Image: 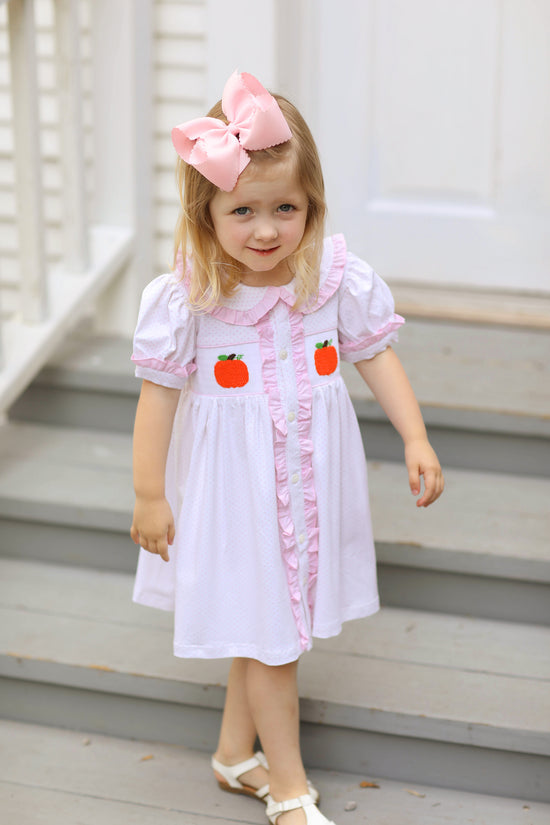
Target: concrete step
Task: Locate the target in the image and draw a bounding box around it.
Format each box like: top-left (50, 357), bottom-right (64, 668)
top-left (0, 420), bottom-right (548, 624)
top-left (3, 721), bottom-right (549, 825)
top-left (8, 320), bottom-right (550, 476)
top-left (0, 560), bottom-right (548, 802)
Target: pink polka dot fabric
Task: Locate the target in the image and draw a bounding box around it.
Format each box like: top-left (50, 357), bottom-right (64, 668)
top-left (132, 235), bottom-right (404, 665)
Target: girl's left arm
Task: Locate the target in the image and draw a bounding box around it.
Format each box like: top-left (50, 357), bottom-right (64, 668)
top-left (354, 347), bottom-right (444, 507)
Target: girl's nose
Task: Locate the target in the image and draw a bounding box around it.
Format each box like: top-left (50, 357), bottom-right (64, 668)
top-left (254, 219), bottom-right (278, 241)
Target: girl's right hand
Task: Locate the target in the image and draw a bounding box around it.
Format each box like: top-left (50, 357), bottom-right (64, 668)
top-left (130, 496), bottom-right (175, 562)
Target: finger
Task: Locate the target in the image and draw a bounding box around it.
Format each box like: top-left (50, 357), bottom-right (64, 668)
top-left (152, 538), bottom-right (170, 563)
top-left (408, 466), bottom-right (421, 496)
top-left (130, 525), bottom-right (140, 545)
top-left (167, 522), bottom-right (176, 545)
top-left (418, 469), bottom-right (443, 507)
top-left (432, 472), bottom-right (445, 502)
top-left (416, 468), bottom-right (436, 507)
top-left (153, 539), bottom-right (169, 562)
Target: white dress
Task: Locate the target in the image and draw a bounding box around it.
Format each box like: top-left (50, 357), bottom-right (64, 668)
top-left (132, 234), bottom-right (404, 666)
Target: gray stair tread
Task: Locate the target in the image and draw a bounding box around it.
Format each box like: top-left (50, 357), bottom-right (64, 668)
top-left (36, 333), bottom-right (137, 394)
top-left (2, 558), bottom-right (549, 680)
top-left (0, 420), bottom-right (548, 578)
top-left (36, 321), bottom-right (550, 435)
top-left (342, 320), bottom-right (550, 436)
top-left (369, 461), bottom-right (550, 579)
top-left (1, 559), bottom-right (549, 754)
top-left (3, 722), bottom-right (548, 825)
top-left (0, 421), bottom-right (134, 530)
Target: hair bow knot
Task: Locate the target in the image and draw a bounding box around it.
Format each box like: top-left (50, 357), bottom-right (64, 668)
top-left (171, 71), bottom-right (292, 191)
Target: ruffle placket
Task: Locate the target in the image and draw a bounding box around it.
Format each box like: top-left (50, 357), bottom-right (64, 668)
top-left (250, 237), bottom-right (347, 651)
top-left (256, 312), bottom-right (311, 650)
top-left (288, 312), bottom-right (320, 622)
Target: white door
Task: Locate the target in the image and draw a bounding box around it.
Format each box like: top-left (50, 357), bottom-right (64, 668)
top-left (280, 0), bottom-right (550, 293)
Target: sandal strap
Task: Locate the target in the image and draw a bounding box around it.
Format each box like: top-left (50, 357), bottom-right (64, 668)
top-left (256, 782), bottom-right (270, 800)
top-left (211, 752), bottom-right (265, 788)
top-left (255, 750), bottom-right (269, 769)
top-left (266, 793), bottom-right (315, 821)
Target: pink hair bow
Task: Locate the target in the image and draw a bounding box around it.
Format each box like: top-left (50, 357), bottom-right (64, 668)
top-left (171, 71), bottom-right (292, 191)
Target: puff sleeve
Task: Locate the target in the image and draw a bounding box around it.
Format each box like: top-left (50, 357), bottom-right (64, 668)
top-left (131, 274), bottom-right (197, 389)
top-left (338, 252), bottom-right (405, 362)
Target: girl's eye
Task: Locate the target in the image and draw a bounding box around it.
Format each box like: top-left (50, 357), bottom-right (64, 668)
top-left (278, 203), bottom-right (294, 213)
top-left (233, 206), bottom-right (251, 216)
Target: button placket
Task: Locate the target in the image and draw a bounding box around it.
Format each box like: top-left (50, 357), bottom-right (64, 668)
top-left (270, 303), bottom-right (316, 644)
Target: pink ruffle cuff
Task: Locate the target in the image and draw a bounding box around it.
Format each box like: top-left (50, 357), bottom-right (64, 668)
top-left (339, 314), bottom-right (405, 362)
top-left (131, 355), bottom-right (197, 379)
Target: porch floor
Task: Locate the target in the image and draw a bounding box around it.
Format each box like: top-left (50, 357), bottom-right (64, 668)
top-left (2, 720), bottom-right (548, 825)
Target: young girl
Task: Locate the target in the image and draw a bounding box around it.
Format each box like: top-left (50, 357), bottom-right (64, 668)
top-left (130, 71), bottom-right (444, 825)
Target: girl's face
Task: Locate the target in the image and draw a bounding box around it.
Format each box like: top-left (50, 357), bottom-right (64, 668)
top-left (209, 158), bottom-right (308, 287)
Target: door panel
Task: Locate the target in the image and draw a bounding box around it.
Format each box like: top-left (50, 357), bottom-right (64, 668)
top-left (291, 0), bottom-right (550, 292)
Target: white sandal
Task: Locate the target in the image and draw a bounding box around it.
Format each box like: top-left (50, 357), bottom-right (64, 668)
top-left (212, 752), bottom-right (320, 805)
top-left (212, 751), bottom-right (270, 801)
top-left (266, 793), bottom-right (335, 824)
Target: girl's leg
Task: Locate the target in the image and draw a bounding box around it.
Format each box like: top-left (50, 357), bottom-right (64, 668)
top-left (213, 657), bottom-right (269, 790)
top-left (246, 658), bottom-right (309, 825)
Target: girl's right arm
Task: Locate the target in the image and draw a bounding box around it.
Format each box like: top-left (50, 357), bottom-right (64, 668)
top-left (130, 379), bottom-right (181, 562)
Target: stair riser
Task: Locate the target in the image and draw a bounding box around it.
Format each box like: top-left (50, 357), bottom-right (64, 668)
top-left (1, 675), bottom-right (548, 803)
top-left (0, 519), bottom-right (135, 574)
top-left (378, 565), bottom-right (550, 626)
top-left (2, 518), bottom-right (548, 625)
top-left (8, 386), bottom-right (136, 436)
top-left (10, 386), bottom-right (550, 477)
top-left (361, 420), bottom-right (550, 479)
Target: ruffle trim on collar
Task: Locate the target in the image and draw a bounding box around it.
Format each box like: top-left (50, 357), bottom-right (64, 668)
top-left (203, 234), bottom-right (347, 326)
top-left (208, 288), bottom-right (289, 326)
top-left (301, 233), bottom-right (346, 315)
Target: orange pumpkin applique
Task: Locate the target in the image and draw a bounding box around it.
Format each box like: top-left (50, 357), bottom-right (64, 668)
top-left (314, 339), bottom-right (338, 376)
top-left (214, 354), bottom-right (250, 388)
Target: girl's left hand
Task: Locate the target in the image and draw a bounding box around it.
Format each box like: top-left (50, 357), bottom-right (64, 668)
top-left (404, 438), bottom-right (444, 507)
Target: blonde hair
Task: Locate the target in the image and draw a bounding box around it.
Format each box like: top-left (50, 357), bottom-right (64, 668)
top-left (173, 94), bottom-right (327, 311)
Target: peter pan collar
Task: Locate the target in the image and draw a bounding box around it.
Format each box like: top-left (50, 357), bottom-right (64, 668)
top-left (206, 234), bottom-right (346, 327)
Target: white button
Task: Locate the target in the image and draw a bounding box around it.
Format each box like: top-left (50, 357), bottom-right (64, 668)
top-left (287, 411), bottom-right (296, 423)
top-left (280, 349), bottom-right (288, 360)
top-left (291, 472), bottom-right (300, 484)
top-left (298, 533), bottom-right (306, 544)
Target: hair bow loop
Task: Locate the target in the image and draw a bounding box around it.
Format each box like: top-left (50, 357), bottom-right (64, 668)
top-left (171, 70), bottom-right (292, 191)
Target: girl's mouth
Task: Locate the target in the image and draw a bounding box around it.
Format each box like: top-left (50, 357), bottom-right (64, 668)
top-left (249, 247), bottom-right (279, 256)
